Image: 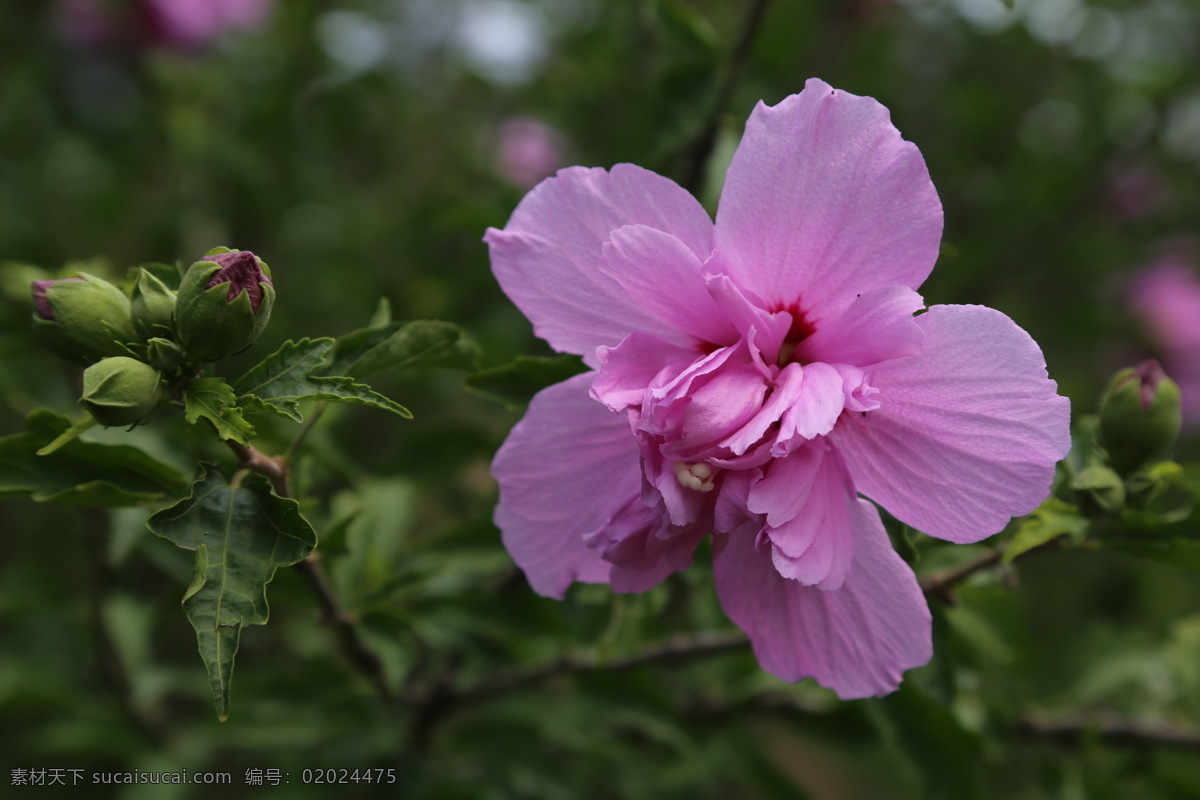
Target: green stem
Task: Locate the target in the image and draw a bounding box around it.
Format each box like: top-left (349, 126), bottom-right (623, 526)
top-left (919, 535), bottom-right (1073, 603)
top-left (282, 399), bottom-right (330, 465)
top-left (224, 438), bottom-right (394, 703)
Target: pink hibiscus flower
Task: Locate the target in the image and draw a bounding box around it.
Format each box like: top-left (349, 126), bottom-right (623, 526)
top-left (484, 78), bottom-right (1071, 698)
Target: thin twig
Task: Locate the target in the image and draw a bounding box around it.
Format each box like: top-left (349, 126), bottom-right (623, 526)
top-left (282, 400), bottom-right (330, 465)
top-left (224, 438), bottom-right (394, 703)
top-left (1021, 713), bottom-right (1200, 751)
top-left (919, 535), bottom-right (1071, 604)
top-left (457, 628), bottom-right (750, 706)
top-left (678, 0), bottom-right (773, 194)
top-left (407, 629), bottom-right (750, 748)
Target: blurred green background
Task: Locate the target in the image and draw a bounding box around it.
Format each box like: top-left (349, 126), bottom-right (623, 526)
top-left (2, 0), bottom-right (1199, 798)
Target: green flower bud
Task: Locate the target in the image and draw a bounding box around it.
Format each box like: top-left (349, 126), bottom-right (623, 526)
top-left (130, 268), bottom-right (177, 341)
top-left (1099, 360), bottom-right (1182, 475)
top-left (145, 337), bottom-right (186, 373)
top-left (80, 356), bottom-right (163, 428)
top-left (31, 273), bottom-right (138, 364)
top-left (175, 248), bottom-right (274, 362)
top-left (1071, 462), bottom-right (1125, 518)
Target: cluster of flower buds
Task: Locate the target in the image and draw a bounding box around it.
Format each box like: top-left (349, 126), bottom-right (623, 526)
top-left (31, 247), bottom-right (274, 427)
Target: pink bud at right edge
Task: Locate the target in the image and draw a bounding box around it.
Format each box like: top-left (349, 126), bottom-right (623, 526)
top-left (1099, 359), bottom-right (1182, 475)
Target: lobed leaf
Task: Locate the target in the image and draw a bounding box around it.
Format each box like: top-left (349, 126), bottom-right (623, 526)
top-left (233, 338), bottom-right (411, 422)
top-left (329, 319), bottom-right (480, 379)
top-left (146, 464), bottom-right (317, 720)
top-left (184, 377), bottom-right (256, 443)
top-left (465, 354), bottom-right (589, 410)
top-left (0, 408), bottom-right (186, 506)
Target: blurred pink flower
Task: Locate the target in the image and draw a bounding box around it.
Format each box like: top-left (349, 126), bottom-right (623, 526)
top-left (54, 0), bottom-right (114, 49)
top-left (1130, 247), bottom-right (1200, 423)
top-left (55, 0), bottom-right (273, 52)
top-left (494, 117), bottom-right (567, 189)
top-left (139, 0), bottom-right (273, 50)
top-left (485, 79), bottom-right (1070, 697)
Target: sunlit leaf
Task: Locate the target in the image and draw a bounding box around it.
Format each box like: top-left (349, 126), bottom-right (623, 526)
top-left (1003, 497), bottom-right (1089, 564)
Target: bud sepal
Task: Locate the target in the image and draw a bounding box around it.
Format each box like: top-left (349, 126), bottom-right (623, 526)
top-left (130, 268), bottom-right (178, 342)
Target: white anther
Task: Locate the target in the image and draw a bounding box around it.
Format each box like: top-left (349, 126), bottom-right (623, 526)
top-left (674, 461), bottom-right (716, 492)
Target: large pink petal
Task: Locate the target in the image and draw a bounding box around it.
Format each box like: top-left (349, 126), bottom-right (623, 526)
top-left (797, 284), bottom-right (926, 367)
top-left (599, 225), bottom-right (735, 345)
top-left (831, 305), bottom-right (1071, 544)
top-left (493, 372), bottom-right (643, 597)
top-left (485, 164), bottom-right (715, 366)
top-left (713, 78), bottom-right (942, 321)
top-left (713, 498), bottom-right (931, 698)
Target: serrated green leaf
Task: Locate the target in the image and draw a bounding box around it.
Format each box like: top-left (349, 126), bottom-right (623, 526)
top-left (330, 319), bottom-right (480, 379)
top-left (0, 408), bottom-right (187, 506)
top-left (146, 464), bottom-right (317, 719)
top-left (465, 354), bottom-right (588, 410)
top-left (184, 377), bottom-right (256, 443)
top-left (1003, 497), bottom-right (1090, 564)
top-left (233, 338), bottom-right (411, 422)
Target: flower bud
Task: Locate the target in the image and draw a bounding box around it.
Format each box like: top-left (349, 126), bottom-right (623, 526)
top-left (175, 248), bottom-right (275, 362)
top-left (31, 273), bottom-right (138, 364)
top-left (79, 356), bottom-right (163, 427)
top-left (130, 268), bottom-right (177, 341)
top-left (145, 337), bottom-right (186, 373)
top-left (1099, 360), bottom-right (1182, 475)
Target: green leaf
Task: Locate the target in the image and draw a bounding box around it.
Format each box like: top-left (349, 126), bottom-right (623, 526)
top-left (232, 338), bottom-right (411, 422)
top-left (35, 413), bottom-right (98, 455)
top-left (872, 684), bottom-right (982, 800)
top-left (183, 377), bottom-right (256, 443)
top-left (465, 354), bottom-right (589, 409)
top-left (329, 319), bottom-right (480, 379)
top-left (1102, 538), bottom-right (1200, 574)
top-left (0, 408), bottom-right (187, 506)
top-left (367, 296), bottom-right (392, 328)
top-left (146, 464), bottom-right (317, 720)
top-left (1003, 497), bottom-right (1090, 564)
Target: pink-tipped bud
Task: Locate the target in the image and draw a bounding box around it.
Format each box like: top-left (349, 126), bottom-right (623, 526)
top-left (205, 250), bottom-right (273, 312)
top-left (31, 277), bottom-right (86, 320)
top-left (175, 247), bottom-right (275, 362)
top-left (1099, 359), bottom-right (1182, 474)
top-left (30, 274), bottom-right (138, 364)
